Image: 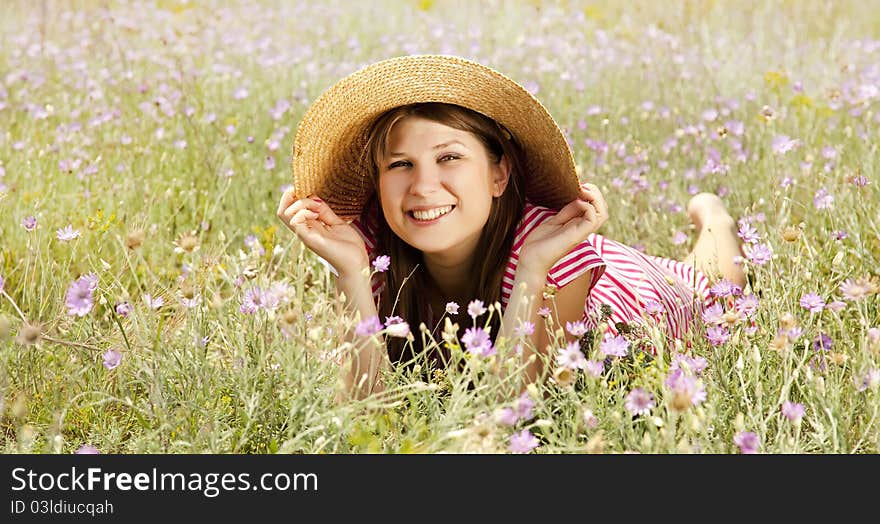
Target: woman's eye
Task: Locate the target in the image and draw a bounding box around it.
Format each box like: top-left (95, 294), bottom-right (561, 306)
top-left (388, 161), bottom-right (410, 169)
top-left (440, 154), bottom-right (459, 162)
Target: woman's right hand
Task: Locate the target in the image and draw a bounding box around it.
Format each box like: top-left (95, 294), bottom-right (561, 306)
top-left (277, 187), bottom-right (370, 278)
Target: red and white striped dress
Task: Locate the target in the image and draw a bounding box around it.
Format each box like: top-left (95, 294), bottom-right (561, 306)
top-left (350, 199), bottom-right (712, 341)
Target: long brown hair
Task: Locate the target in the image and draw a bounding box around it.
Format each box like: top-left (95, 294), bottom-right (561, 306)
top-left (361, 102), bottom-right (528, 372)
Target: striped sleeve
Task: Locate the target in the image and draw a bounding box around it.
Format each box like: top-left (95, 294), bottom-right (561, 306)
top-left (512, 202), bottom-right (606, 290)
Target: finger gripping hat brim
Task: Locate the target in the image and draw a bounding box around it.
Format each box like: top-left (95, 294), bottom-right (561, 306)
top-left (291, 54), bottom-right (580, 221)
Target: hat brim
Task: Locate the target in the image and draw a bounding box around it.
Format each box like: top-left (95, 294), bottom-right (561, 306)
top-left (291, 54), bottom-right (580, 221)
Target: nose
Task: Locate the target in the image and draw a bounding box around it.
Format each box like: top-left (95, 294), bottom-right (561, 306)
top-left (408, 162), bottom-right (442, 196)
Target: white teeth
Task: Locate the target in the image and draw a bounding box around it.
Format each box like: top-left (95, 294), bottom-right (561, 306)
top-left (411, 205), bottom-right (453, 221)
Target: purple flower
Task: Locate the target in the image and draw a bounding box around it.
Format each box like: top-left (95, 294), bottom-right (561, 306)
top-left (557, 341), bottom-right (587, 370)
top-left (735, 294), bottom-right (759, 317)
top-left (514, 321), bottom-right (535, 337)
top-left (584, 360), bottom-right (604, 377)
top-left (709, 279), bottom-right (742, 298)
top-left (462, 326), bottom-right (494, 357)
top-left (102, 349), bottom-right (123, 370)
top-left (355, 315), bottom-right (383, 337)
top-left (665, 369), bottom-right (707, 407)
top-left (372, 255), bottom-right (390, 273)
top-left (74, 445), bottom-right (100, 455)
top-left (65, 276), bottom-right (95, 317)
top-left (812, 332), bottom-right (833, 351)
top-left (701, 303), bottom-right (724, 324)
top-left (508, 429), bottom-right (540, 454)
top-left (496, 408), bottom-right (519, 426)
top-left (672, 231), bottom-right (688, 245)
top-left (855, 369), bottom-right (880, 392)
top-left (734, 431), bottom-right (760, 454)
top-left (831, 230), bottom-right (847, 240)
top-left (384, 316), bottom-right (411, 338)
top-left (115, 302), bottom-right (133, 317)
top-left (56, 224), bottom-right (82, 241)
top-left (813, 187), bottom-right (835, 211)
top-left (600, 335), bottom-right (629, 357)
top-left (781, 401), bottom-right (805, 422)
top-left (799, 293), bottom-right (825, 314)
top-left (467, 300), bottom-right (487, 320)
top-left (671, 353), bottom-right (708, 375)
top-left (624, 388), bottom-right (655, 416)
top-left (644, 300), bottom-right (664, 316)
top-left (513, 392), bottom-right (534, 421)
top-left (737, 223), bottom-right (760, 244)
top-left (746, 243), bottom-right (772, 265)
top-left (21, 215), bottom-right (37, 231)
top-left (771, 135), bottom-right (801, 155)
top-left (143, 293), bottom-right (164, 310)
top-left (445, 302), bottom-right (459, 315)
top-left (565, 320), bottom-right (588, 337)
top-left (706, 325), bottom-right (730, 346)
top-left (0, 274), bottom-right (4, 293)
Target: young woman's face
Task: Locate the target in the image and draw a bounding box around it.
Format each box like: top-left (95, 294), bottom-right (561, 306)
top-left (377, 116), bottom-right (510, 259)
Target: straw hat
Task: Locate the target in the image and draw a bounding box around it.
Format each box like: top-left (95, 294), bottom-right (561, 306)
top-left (290, 54), bottom-right (580, 221)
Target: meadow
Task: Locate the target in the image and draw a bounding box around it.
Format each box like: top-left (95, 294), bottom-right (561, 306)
top-left (1, 0), bottom-right (878, 454)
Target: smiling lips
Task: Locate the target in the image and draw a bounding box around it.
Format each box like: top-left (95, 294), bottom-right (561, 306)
top-left (409, 205), bottom-right (455, 222)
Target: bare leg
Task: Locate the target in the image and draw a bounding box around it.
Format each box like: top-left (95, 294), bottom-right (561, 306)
top-left (682, 193), bottom-right (747, 288)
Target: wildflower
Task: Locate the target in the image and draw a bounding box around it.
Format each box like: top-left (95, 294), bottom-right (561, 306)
top-left (384, 316), bottom-right (411, 338)
top-left (355, 315), bottom-right (383, 337)
top-left (21, 216), bottom-right (37, 231)
top-left (513, 320), bottom-right (535, 337)
top-left (839, 277), bottom-right (874, 301)
top-left (56, 225), bottom-right (81, 241)
top-left (671, 353), bottom-right (708, 375)
top-left (644, 300), bottom-right (664, 316)
top-left (65, 276), bottom-right (96, 317)
top-left (781, 401), bottom-right (805, 422)
top-left (781, 226), bottom-right (801, 242)
top-left (734, 431), bottom-right (760, 454)
top-left (582, 408), bottom-right (599, 428)
top-left (513, 392), bottom-right (534, 421)
top-left (701, 303), bottom-right (724, 324)
top-left (115, 302), bottom-right (133, 317)
top-left (771, 135), bottom-right (801, 155)
top-left (855, 369), bottom-right (880, 392)
top-left (584, 359), bottom-right (604, 378)
top-left (0, 274), bottom-right (4, 292)
top-left (735, 294), bottom-right (759, 317)
top-left (372, 255), bottom-right (390, 273)
top-left (75, 445), bottom-right (100, 455)
top-left (537, 306), bottom-right (551, 318)
top-left (799, 293), bottom-right (825, 314)
top-left (173, 230), bottom-right (201, 254)
top-left (552, 366), bottom-right (575, 387)
top-left (495, 408), bottom-right (519, 426)
top-left (624, 388), bottom-right (655, 416)
top-left (672, 231), bottom-right (688, 245)
top-left (143, 294), bottom-right (164, 310)
top-left (557, 341), bottom-right (587, 370)
top-left (102, 349), bottom-right (123, 370)
top-left (812, 333), bottom-right (833, 351)
top-left (445, 302), bottom-right (459, 315)
top-left (709, 279), bottom-right (742, 298)
top-left (813, 188), bottom-right (834, 210)
top-left (565, 319), bottom-right (588, 337)
top-left (462, 326), bottom-right (494, 357)
top-left (825, 300), bottom-right (846, 313)
top-left (737, 223), bottom-right (759, 244)
top-left (665, 369), bottom-right (707, 410)
top-left (746, 243), bottom-right (772, 265)
top-left (706, 325), bottom-right (729, 346)
top-left (600, 335), bottom-right (629, 357)
top-left (467, 300), bottom-right (487, 320)
top-left (831, 230), bottom-right (847, 240)
top-left (508, 429), bottom-right (539, 454)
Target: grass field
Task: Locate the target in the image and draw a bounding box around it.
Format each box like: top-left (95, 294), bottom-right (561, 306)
top-left (1, 0), bottom-right (878, 454)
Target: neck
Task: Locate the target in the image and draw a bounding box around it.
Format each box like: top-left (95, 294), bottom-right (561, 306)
top-left (423, 253), bottom-right (472, 304)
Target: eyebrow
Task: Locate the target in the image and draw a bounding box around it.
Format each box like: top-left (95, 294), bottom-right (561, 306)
top-left (389, 140), bottom-right (468, 158)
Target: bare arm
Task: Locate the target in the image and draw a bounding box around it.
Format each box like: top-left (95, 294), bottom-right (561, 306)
top-left (335, 268), bottom-right (391, 402)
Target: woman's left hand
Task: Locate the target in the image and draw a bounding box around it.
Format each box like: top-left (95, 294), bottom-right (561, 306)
top-left (518, 183), bottom-right (608, 275)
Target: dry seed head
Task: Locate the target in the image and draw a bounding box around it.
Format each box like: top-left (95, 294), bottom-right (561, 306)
top-left (174, 231), bottom-right (200, 253)
top-left (282, 309), bottom-right (299, 324)
top-left (126, 229), bottom-right (145, 249)
top-left (15, 322), bottom-right (43, 345)
top-left (781, 226), bottom-right (800, 242)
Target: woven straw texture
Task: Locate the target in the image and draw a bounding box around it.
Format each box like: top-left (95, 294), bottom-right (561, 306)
top-left (290, 54), bottom-right (580, 221)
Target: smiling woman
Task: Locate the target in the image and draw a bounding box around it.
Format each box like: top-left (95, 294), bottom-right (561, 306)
top-left (277, 54), bottom-right (746, 401)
